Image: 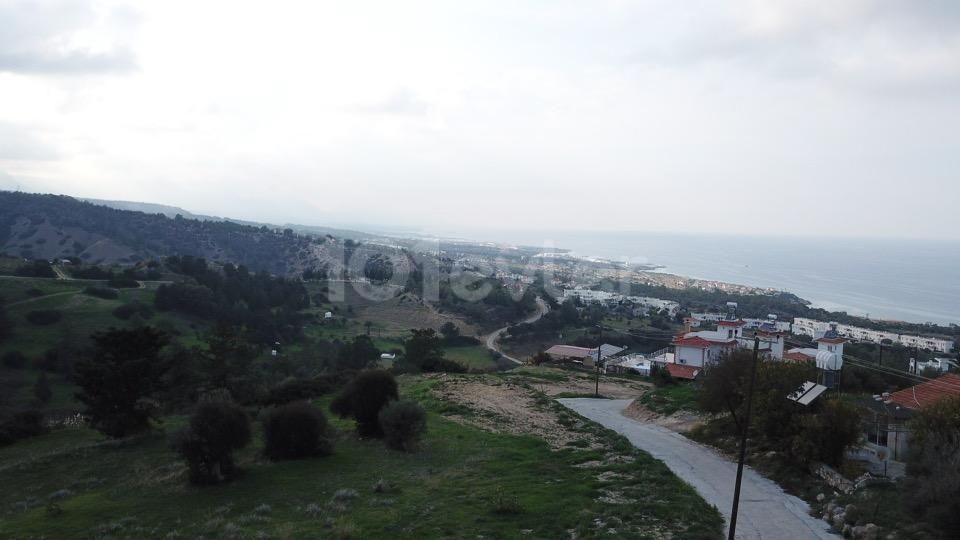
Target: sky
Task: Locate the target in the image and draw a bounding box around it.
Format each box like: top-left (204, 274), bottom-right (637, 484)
top-left (1, 0), bottom-right (959, 240)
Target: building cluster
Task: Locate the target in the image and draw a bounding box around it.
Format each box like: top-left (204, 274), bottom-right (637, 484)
top-left (792, 318), bottom-right (954, 354)
top-left (562, 288), bottom-right (681, 317)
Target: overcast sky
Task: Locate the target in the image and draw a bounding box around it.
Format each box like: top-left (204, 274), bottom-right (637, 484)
top-left (1, 1), bottom-right (959, 240)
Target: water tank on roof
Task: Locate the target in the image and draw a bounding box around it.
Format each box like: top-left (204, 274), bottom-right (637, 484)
top-left (816, 350), bottom-right (842, 371)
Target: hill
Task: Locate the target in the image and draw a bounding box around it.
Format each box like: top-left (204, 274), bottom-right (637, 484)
top-left (0, 191), bottom-right (356, 276)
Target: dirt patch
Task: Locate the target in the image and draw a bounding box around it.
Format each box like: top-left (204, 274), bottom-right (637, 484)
top-left (430, 377), bottom-right (592, 450)
top-left (622, 399), bottom-right (706, 433)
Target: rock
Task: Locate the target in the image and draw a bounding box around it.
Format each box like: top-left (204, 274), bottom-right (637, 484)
top-left (816, 493), bottom-right (825, 502)
top-left (852, 525), bottom-right (865, 539)
top-left (863, 523), bottom-right (879, 540)
top-left (833, 514), bottom-right (846, 530)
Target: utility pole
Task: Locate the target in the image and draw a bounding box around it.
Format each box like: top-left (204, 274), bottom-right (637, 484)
top-left (728, 337), bottom-right (760, 540)
top-left (878, 342), bottom-right (882, 368)
top-left (595, 324), bottom-right (603, 397)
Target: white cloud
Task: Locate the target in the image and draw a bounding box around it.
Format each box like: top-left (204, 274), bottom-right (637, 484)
top-left (0, 0), bottom-right (958, 239)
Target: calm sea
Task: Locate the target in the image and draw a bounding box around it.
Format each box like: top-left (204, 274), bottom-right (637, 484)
top-left (467, 230), bottom-right (960, 326)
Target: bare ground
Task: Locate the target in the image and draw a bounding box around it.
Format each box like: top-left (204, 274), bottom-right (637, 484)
top-left (622, 398), bottom-right (706, 433)
top-left (424, 370), bottom-right (648, 450)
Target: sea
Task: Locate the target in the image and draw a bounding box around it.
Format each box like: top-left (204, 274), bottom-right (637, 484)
top-left (460, 230), bottom-right (960, 326)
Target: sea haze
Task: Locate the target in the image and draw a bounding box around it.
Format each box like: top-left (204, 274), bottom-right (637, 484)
top-left (462, 230), bottom-right (960, 326)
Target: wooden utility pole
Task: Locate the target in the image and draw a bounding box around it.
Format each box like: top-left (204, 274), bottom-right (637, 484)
top-left (728, 337), bottom-right (760, 540)
top-left (595, 324), bottom-right (603, 397)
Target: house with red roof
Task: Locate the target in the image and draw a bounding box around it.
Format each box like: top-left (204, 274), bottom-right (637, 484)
top-left (854, 373), bottom-right (960, 473)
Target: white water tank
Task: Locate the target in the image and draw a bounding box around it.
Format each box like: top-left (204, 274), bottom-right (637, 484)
top-left (816, 350), bottom-right (842, 371)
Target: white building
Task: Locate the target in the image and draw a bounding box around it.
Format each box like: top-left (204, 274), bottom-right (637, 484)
top-left (792, 317), bottom-right (954, 353)
top-left (563, 289), bottom-right (680, 316)
top-left (672, 319), bottom-right (745, 367)
top-left (909, 357), bottom-right (958, 374)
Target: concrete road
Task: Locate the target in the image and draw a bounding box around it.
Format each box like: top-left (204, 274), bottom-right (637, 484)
top-left (558, 398), bottom-right (835, 540)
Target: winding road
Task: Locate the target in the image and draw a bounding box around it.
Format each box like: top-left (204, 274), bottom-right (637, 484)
top-left (558, 398), bottom-right (835, 540)
top-left (484, 296), bottom-right (549, 364)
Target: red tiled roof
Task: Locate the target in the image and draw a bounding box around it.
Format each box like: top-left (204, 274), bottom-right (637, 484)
top-left (718, 319), bottom-right (747, 327)
top-left (815, 336), bottom-right (847, 344)
top-left (889, 373), bottom-right (960, 410)
top-left (783, 351), bottom-right (815, 363)
top-left (545, 345), bottom-right (594, 359)
top-left (666, 363), bottom-right (700, 380)
top-left (673, 336), bottom-right (736, 348)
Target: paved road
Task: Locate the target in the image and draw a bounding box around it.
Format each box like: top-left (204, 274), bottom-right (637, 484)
top-left (484, 297), bottom-right (549, 364)
top-left (558, 398), bottom-right (835, 540)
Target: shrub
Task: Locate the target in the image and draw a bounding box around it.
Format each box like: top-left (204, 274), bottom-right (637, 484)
top-left (378, 399), bottom-right (427, 452)
top-left (264, 377), bottom-right (336, 406)
top-left (26, 310), bottom-right (63, 325)
top-left (33, 372), bottom-right (52, 404)
top-left (263, 401), bottom-right (333, 460)
top-left (112, 301), bottom-right (154, 321)
top-left (106, 277), bottom-right (140, 289)
top-left (650, 364), bottom-right (676, 387)
top-left (83, 287), bottom-right (120, 300)
top-left (173, 401), bottom-right (251, 485)
top-left (420, 356), bottom-right (467, 373)
top-left (2, 351), bottom-right (27, 369)
top-left (0, 410), bottom-right (48, 446)
top-left (330, 370), bottom-right (398, 437)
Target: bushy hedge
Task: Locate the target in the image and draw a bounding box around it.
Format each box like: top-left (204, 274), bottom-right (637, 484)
top-left (26, 310), bottom-right (62, 325)
top-left (330, 370), bottom-right (398, 437)
top-left (83, 286), bottom-right (120, 300)
top-left (0, 410), bottom-right (48, 446)
top-left (379, 399), bottom-right (427, 452)
top-left (2, 351), bottom-right (27, 369)
top-left (172, 401), bottom-right (251, 485)
top-left (263, 401), bottom-right (333, 460)
top-left (112, 301), bottom-right (154, 321)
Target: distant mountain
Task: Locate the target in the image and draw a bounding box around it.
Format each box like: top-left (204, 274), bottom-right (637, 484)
top-left (80, 198), bottom-right (216, 220)
top-left (0, 191), bottom-right (349, 275)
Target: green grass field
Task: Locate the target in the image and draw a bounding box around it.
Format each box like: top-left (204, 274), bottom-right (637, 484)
top-left (443, 345), bottom-right (496, 371)
top-left (0, 379), bottom-right (723, 539)
top-left (638, 383), bottom-right (699, 416)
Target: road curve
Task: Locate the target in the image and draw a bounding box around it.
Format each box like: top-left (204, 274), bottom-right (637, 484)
top-left (558, 398), bottom-right (835, 540)
top-left (484, 296), bottom-right (549, 364)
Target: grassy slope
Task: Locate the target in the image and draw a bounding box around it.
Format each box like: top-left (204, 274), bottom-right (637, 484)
top-left (638, 384), bottom-right (699, 416)
top-left (443, 345), bottom-right (496, 371)
top-left (0, 379), bottom-right (723, 539)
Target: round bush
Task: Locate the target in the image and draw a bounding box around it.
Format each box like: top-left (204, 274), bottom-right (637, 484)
top-left (263, 401), bottom-right (333, 460)
top-left (83, 286), bottom-right (120, 300)
top-left (2, 351), bottom-right (27, 369)
top-left (330, 370), bottom-right (398, 437)
top-left (26, 310), bottom-right (62, 326)
top-left (379, 399), bottom-right (427, 452)
top-left (173, 401), bottom-right (251, 485)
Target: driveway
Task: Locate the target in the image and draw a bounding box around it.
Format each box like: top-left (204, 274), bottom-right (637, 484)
top-left (558, 398), bottom-right (835, 540)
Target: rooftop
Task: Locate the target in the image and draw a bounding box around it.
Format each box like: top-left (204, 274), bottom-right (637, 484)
top-left (888, 373), bottom-right (960, 410)
top-left (666, 363), bottom-right (701, 380)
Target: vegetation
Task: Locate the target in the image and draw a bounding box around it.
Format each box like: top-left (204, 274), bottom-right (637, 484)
top-left (400, 328), bottom-right (466, 373)
top-left (262, 401), bottom-right (333, 460)
top-left (903, 396), bottom-right (960, 534)
top-left (695, 352), bottom-right (861, 468)
top-left (173, 401), bottom-right (252, 485)
top-left (330, 370), bottom-right (398, 437)
top-left (74, 327), bottom-right (176, 437)
top-left (378, 399), bottom-right (427, 452)
top-left (0, 191), bottom-right (327, 275)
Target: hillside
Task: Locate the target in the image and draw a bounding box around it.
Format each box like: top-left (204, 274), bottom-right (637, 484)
top-left (0, 191), bottom-right (402, 277)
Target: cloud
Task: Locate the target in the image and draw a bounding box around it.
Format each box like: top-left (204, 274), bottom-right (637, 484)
top-left (625, 1), bottom-right (960, 96)
top-left (0, 123), bottom-right (58, 160)
top-left (349, 88), bottom-right (431, 116)
top-left (0, 0), bottom-right (139, 75)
